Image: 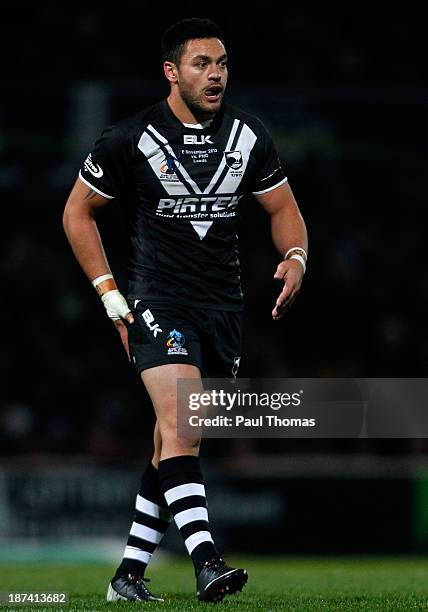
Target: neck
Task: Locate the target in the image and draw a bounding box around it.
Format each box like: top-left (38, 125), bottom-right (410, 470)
top-left (167, 89), bottom-right (215, 125)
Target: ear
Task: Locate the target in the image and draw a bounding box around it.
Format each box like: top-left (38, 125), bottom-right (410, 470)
top-left (164, 61), bottom-right (178, 84)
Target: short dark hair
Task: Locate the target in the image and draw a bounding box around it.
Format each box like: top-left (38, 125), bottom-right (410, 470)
top-left (161, 18), bottom-right (225, 66)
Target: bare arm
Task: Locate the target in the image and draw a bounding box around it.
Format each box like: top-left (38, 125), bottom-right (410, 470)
top-left (63, 177), bottom-right (113, 282)
top-left (63, 176), bottom-right (134, 356)
top-left (256, 182), bottom-right (308, 319)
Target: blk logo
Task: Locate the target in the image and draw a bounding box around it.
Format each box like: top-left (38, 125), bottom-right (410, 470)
top-left (142, 309), bottom-right (163, 337)
top-left (183, 135), bottom-right (213, 145)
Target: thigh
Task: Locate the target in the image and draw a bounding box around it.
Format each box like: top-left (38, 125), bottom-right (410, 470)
top-left (141, 363), bottom-right (203, 430)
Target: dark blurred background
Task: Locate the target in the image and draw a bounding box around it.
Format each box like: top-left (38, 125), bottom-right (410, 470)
top-left (1, 3), bottom-right (428, 559)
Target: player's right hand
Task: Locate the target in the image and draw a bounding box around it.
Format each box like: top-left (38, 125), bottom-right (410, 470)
top-left (113, 318), bottom-right (133, 362)
top-left (100, 289), bottom-right (134, 362)
top-left (101, 289), bottom-right (134, 323)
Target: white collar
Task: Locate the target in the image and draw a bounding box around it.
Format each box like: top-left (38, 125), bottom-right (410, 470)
top-left (182, 119), bottom-right (213, 130)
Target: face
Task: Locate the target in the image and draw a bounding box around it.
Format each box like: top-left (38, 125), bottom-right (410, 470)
top-left (173, 38), bottom-right (228, 117)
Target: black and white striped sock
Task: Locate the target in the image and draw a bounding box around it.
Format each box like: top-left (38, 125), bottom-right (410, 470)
top-left (158, 455), bottom-right (218, 574)
top-left (116, 462), bottom-right (171, 577)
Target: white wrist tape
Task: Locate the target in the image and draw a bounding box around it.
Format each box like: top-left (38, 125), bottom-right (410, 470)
top-left (290, 254), bottom-right (306, 274)
top-left (284, 247), bottom-right (307, 262)
top-left (92, 273), bottom-right (114, 288)
top-left (101, 289), bottom-right (131, 321)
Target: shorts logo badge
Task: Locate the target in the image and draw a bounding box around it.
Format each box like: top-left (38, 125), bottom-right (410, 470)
top-left (232, 356), bottom-right (241, 378)
top-left (166, 329), bottom-right (188, 355)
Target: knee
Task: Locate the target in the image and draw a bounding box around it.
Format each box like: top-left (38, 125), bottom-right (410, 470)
top-left (159, 419), bottom-right (200, 452)
top-left (155, 398), bottom-right (201, 453)
top-left (176, 435), bottom-right (201, 451)
top-left (161, 423), bottom-right (200, 450)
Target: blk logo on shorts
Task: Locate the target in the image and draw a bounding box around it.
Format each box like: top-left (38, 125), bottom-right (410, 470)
top-left (142, 309), bottom-right (163, 337)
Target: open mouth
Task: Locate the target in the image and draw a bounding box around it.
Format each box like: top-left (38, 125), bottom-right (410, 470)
top-left (204, 85), bottom-right (223, 102)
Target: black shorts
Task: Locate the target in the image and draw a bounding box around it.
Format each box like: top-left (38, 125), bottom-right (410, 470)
top-left (126, 299), bottom-right (243, 378)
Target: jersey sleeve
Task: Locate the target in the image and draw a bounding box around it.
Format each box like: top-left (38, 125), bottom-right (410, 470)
top-left (250, 120), bottom-right (288, 195)
top-left (78, 124), bottom-right (130, 199)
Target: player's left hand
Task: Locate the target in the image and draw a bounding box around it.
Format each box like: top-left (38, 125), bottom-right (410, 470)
top-left (272, 258), bottom-right (304, 320)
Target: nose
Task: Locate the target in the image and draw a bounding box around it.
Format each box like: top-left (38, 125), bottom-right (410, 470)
top-left (208, 64), bottom-right (222, 81)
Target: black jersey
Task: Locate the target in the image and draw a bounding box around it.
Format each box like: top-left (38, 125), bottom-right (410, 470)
top-left (79, 100), bottom-right (287, 311)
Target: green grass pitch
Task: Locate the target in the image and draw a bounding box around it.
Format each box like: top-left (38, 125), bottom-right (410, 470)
top-left (1, 557), bottom-right (428, 611)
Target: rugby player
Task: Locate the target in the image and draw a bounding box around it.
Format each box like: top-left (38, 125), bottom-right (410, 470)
top-left (63, 17), bottom-right (308, 603)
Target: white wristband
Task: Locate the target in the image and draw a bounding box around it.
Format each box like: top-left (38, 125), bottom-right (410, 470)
top-left (92, 273), bottom-right (114, 288)
top-left (290, 254), bottom-right (306, 274)
top-left (284, 247), bottom-right (307, 262)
